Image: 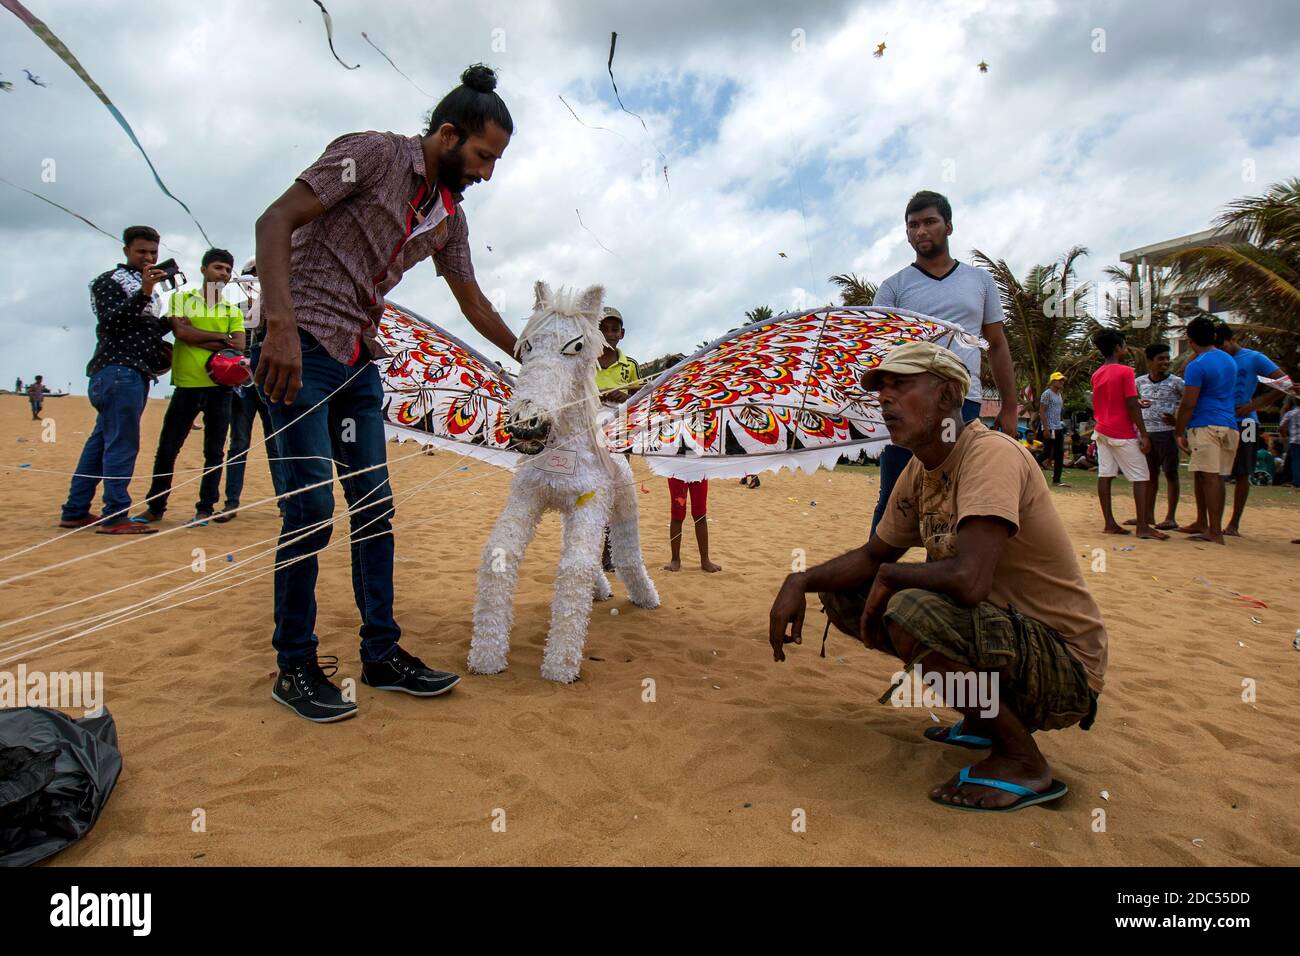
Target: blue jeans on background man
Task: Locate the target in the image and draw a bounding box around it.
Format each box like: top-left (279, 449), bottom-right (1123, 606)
top-left (263, 330), bottom-right (400, 668)
top-left (223, 349), bottom-right (289, 512)
top-left (1290, 443), bottom-right (1300, 487)
top-left (870, 398), bottom-right (983, 534)
top-left (61, 364), bottom-right (150, 524)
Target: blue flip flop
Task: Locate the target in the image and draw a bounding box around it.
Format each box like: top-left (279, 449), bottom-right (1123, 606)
top-left (923, 719), bottom-right (992, 750)
top-left (931, 766), bottom-right (1068, 813)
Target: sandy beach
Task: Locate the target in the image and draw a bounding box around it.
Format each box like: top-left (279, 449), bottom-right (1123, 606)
top-left (3, 394), bottom-right (1298, 866)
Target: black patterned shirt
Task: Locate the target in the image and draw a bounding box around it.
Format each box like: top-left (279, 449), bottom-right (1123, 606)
top-left (86, 264), bottom-right (174, 378)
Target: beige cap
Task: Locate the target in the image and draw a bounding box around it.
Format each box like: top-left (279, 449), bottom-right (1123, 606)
top-left (861, 340), bottom-right (971, 394)
top-left (601, 306), bottom-right (622, 321)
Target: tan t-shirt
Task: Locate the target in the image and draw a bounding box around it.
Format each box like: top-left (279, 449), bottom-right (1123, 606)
top-left (876, 421), bottom-right (1108, 692)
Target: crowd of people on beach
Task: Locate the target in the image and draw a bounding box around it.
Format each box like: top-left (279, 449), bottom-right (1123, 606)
top-left (37, 63), bottom-right (1296, 813)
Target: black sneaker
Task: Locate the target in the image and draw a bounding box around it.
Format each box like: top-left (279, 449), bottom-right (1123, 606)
top-left (272, 656), bottom-right (358, 722)
top-left (361, 645), bottom-right (460, 697)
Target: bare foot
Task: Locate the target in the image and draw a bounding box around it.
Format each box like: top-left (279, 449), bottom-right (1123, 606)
top-left (1122, 518), bottom-right (1138, 526)
top-left (1223, 526), bottom-right (1241, 537)
top-left (662, 559), bottom-right (681, 572)
top-left (930, 752), bottom-right (1053, 810)
top-left (1102, 524), bottom-right (1131, 535)
top-left (1175, 523), bottom-right (1204, 535)
top-left (1136, 527), bottom-right (1169, 540)
top-left (1154, 520), bottom-right (1178, 531)
top-left (1187, 532), bottom-right (1226, 545)
top-left (700, 560), bottom-right (722, 573)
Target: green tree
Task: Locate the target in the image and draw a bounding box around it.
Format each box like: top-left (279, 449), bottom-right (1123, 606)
top-left (828, 273), bottom-right (877, 306)
top-left (744, 305), bottom-right (774, 323)
top-left (1164, 178), bottom-right (1300, 375)
top-left (970, 246), bottom-right (1097, 404)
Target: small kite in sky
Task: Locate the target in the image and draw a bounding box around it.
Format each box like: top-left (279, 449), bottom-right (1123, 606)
top-left (874, 42), bottom-right (886, 58)
top-left (22, 68), bottom-right (46, 86)
top-left (0, 77), bottom-right (12, 93)
top-left (978, 61), bottom-right (989, 73)
top-left (778, 252), bottom-right (788, 258)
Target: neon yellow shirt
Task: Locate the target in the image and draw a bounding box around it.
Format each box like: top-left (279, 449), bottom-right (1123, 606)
top-left (596, 349), bottom-right (639, 395)
top-left (168, 289), bottom-right (245, 388)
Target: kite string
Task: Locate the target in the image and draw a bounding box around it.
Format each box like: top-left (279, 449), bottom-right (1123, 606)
top-left (0, 0), bottom-right (213, 244)
top-left (0, 442), bottom-right (429, 589)
top-left (0, 383), bottom-right (627, 634)
top-left (2, 435), bottom-right (661, 665)
top-left (0, 357), bottom-right (374, 562)
top-left (0, 446), bottom-right (444, 645)
top-left (0, 455), bottom-right (424, 655)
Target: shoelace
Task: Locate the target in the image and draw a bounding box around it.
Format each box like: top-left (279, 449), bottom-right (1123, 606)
top-left (293, 655), bottom-right (341, 696)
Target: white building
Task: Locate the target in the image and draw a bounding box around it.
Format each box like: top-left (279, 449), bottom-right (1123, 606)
top-left (1119, 227), bottom-right (1247, 358)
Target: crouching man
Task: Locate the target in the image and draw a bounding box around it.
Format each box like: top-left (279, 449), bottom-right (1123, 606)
top-left (767, 342), bottom-right (1107, 812)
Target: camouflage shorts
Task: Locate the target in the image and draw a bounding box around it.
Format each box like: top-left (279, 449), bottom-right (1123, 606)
top-left (819, 586), bottom-right (1097, 733)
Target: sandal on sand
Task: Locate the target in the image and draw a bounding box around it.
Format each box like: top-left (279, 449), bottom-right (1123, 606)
top-left (923, 719), bottom-right (992, 750)
top-left (930, 766), bottom-right (1068, 813)
top-left (57, 514), bottom-right (100, 529)
top-left (212, 510), bottom-right (237, 523)
top-left (96, 521), bottom-right (159, 535)
top-left (137, 510), bottom-right (164, 523)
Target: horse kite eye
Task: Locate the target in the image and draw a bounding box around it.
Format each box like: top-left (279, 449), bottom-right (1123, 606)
top-left (561, 337), bottom-right (584, 355)
top-left (523, 340), bottom-right (533, 354)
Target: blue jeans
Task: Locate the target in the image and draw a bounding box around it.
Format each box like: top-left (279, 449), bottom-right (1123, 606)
top-left (223, 349), bottom-right (288, 509)
top-left (263, 330), bottom-right (400, 667)
top-left (62, 365), bottom-right (150, 524)
top-left (1290, 443), bottom-right (1300, 488)
top-left (870, 398), bottom-right (983, 534)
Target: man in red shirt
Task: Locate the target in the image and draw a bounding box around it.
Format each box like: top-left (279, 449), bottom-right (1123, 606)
top-left (1089, 330), bottom-right (1166, 540)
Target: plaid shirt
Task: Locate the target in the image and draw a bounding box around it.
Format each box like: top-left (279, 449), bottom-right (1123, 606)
top-left (290, 131), bottom-right (475, 365)
top-left (1281, 407), bottom-right (1300, 444)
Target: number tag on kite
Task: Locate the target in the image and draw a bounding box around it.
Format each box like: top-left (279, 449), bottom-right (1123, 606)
top-left (537, 450), bottom-right (577, 476)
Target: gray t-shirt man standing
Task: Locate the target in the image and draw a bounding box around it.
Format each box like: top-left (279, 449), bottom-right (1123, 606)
top-left (868, 190), bottom-right (1019, 533)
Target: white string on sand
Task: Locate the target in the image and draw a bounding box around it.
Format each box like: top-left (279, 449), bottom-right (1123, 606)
top-left (2, 442), bottom-right (659, 665)
top-left (0, 448), bottom-right (495, 664)
top-left (0, 455), bottom-right (339, 481)
top-left (0, 358), bottom-right (375, 561)
top-left (0, 444), bottom-right (432, 589)
top-left (0, 448), bottom-right (431, 644)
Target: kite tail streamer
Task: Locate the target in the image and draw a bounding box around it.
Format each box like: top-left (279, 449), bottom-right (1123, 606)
top-left (1, 0), bottom-right (213, 246)
top-left (312, 0), bottom-right (360, 70)
top-left (361, 32), bottom-right (430, 96)
top-left (0, 177), bottom-right (117, 241)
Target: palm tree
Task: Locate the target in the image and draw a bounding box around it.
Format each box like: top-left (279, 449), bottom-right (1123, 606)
top-left (744, 305), bottom-right (774, 323)
top-left (970, 246), bottom-right (1097, 404)
top-left (828, 273), bottom-right (877, 306)
top-left (1164, 178), bottom-right (1300, 374)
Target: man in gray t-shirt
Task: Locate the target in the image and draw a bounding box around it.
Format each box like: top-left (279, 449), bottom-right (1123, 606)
top-left (868, 190), bottom-right (1019, 532)
top-left (1039, 372), bottom-right (1067, 485)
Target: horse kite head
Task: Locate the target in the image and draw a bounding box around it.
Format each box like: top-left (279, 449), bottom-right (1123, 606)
top-left (506, 281), bottom-right (607, 449)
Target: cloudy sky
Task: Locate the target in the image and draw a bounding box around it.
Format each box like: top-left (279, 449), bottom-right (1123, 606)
top-left (2, 0), bottom-right (1297, 393)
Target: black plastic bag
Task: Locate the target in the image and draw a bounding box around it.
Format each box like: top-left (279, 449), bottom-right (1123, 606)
top-left (0, 707), bottom-right (122, 866)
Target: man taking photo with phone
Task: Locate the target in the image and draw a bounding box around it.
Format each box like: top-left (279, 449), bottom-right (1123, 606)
top-left (59, 225), bottom-right (172, 535)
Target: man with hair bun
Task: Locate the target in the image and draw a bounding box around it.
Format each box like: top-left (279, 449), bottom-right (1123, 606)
top-left (253, 64), bottom-right (518, 722)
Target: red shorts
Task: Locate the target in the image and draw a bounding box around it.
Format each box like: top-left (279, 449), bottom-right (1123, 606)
top-left (668, 478), bottom-right (708, 522)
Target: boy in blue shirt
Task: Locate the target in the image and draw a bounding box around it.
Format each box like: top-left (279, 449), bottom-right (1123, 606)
top-left (1214, 322), bottom-right (1287, 536)
top-left (1174, 317), bottom-right (1239, 545)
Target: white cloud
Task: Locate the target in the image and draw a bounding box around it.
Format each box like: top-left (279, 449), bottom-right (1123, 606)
top-left (1, 0), bottom-right (1297, 394)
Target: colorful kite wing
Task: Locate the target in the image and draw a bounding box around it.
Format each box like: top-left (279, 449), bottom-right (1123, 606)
top-left (376, 301), bottom-right (521, 468)
top-left (603, 306), bottom-right (986, 480)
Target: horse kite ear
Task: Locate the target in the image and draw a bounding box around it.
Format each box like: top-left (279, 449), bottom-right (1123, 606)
top-left (576, 284), bottom-right (605, 319)
top-left (533, 280), bottom-right (552, 311)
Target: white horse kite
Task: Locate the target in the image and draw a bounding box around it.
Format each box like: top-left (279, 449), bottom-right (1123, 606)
top-left (467, 282), bottom-right (659, 683)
